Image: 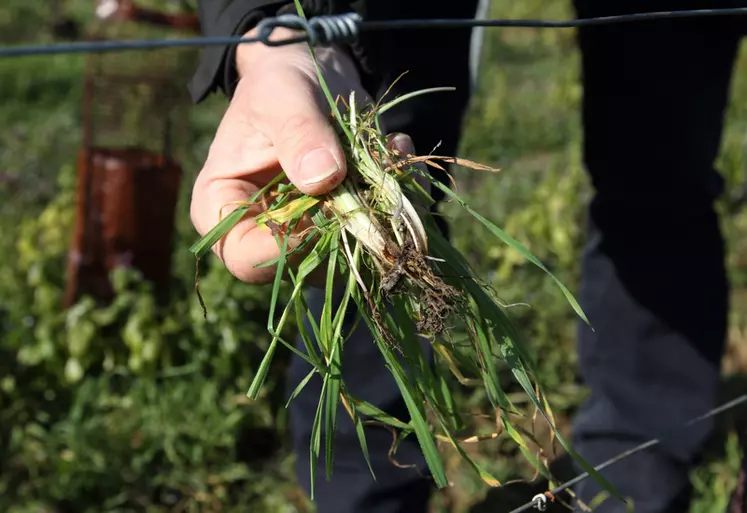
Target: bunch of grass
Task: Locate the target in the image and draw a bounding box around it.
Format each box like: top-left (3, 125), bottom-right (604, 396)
top-left (190, 0), bottom-right (621, 502)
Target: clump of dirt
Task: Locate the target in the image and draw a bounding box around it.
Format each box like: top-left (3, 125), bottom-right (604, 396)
top-left (379, 237), bottom-right (463, 334)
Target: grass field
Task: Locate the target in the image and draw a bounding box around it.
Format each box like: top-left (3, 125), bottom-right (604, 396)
top-left (2, 1), bottom-right (747, 512)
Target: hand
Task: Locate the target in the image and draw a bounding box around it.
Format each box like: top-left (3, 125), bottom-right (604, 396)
top-left (190, 27), bottom-right (361, 284)
top-left (190, 27), bottom-right (423, 286)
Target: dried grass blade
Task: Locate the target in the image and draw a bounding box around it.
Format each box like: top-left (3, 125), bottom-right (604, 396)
top-left (386, 155), bottom-right (501, 174)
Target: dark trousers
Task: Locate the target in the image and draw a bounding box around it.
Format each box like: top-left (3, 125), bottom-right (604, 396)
top-left (285, 4), bottom-right (742, 512)
top-left (570, 4), bottom-right (741, 512)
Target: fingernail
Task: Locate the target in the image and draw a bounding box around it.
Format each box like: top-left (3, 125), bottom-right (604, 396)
top-left (299, 148), bottom-right (340, 185)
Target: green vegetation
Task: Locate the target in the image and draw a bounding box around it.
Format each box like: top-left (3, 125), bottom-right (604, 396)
top-left (1, 1), bottom-right (746, 512)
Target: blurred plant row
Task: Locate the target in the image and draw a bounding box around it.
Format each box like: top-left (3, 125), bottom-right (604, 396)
top-left (0, 156), bottom-right (309, 512)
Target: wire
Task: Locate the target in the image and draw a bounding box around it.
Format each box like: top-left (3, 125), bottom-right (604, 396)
top-left (2, 7), bottom-right (747, 58)
top-left (508, 393), bottom-right (747, 513)
top-left (362, 7), bottom-right (747, 31)
top-left (0, 34), bottom-right (272, 58)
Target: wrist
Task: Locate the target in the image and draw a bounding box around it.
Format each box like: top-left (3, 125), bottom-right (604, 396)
top-left (235, 27), bottom-right (359, 83)
top-left (236, 26), bottom-right (307, 77)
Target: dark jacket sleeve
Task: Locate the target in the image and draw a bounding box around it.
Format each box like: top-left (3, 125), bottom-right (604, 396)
top-left (188, 0), bottom-right (479, 104)
top-left (188, 0), bottom-right (294, 103)
top-left (189, 0), bottom-right (418, 103)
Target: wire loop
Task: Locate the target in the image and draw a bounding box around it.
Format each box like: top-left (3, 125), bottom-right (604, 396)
top-left (531, 494), bottom-right (547, 511)
top-left (256, 12), bottom-right (362, 47)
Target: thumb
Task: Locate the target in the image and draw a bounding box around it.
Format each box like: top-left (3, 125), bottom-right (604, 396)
top-left (247, 67), bottom-right (348, 196)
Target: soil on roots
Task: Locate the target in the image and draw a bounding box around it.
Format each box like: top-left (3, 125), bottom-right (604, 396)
top-left (379, 238), bottom-right (464, 335)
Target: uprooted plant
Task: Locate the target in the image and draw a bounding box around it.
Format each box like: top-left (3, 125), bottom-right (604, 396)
top-left (189, 0), bottom-right (623, 504)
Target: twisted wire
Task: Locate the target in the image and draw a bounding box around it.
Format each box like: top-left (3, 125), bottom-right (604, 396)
top-left (256, 12), bottom-right (362, 47)
top-left (2, 8), bottom-right (747, 58)
top-left (361, 7), bottom-right (747, 31)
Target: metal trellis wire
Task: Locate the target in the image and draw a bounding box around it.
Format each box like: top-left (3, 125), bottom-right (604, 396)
top-left (2, 8), bottom-right (747, 58)
top-left (509, 393), bottom-right (747, 512)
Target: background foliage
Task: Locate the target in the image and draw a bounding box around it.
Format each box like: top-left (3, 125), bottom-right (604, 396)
top-left (1, 1), bottom-right (747, 512)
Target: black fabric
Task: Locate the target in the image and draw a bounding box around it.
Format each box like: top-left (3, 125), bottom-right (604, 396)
top-left (569, 5), bottom-right (741, 512)
top-left (189, 0), bottom-right (291, 102)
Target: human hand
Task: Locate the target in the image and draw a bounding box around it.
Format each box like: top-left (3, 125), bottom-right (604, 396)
top-left (190, 27), bottom-right (422, 285)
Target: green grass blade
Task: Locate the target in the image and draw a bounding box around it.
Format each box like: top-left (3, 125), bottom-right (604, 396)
top-left (189, 172), bottom-right (286, 258)
top-left (348, 397), bottom-right (412, 432)
top-left (344, 390), bottom-right (377, 480)
top-left (293, 296), bottom-right (322, 365)
top-left (386, 298), bottom-right (430, 385)
top-left (295, 287), bottom-right (323, 358)
top-left (246, 337), bottom-right (279, 400)
top-left (498, 339), bottom-right (625, 503)
top-left (286, 368), bottom-right (317, 408)
top-left (377, 87), bottom-right (456, 116)
top-left (298, 230), bottom-right (337, 281)
top-left (292, 0), bottom-right (353, 144)
top-left (323, 241), bottom-right (360, 479)
top-left (425, 176), bottom-right (591, 326)
top-left (188, 207), bottom-right (247, 259)
top-left (319, 235), bottom-right (340, 356)
top-left (436, 372), bottom-right (461, 432)
top-left (246, 227), bottom-right (293, 400)
top-left (267, 229), bottom-right (293, 333)
top-left (310, 375), bottom-right (328, 500)
top-left (351, 294), bottom-right (448, 488)
top-left (470, 312), bottom-right (511, 412)
top-left (384, 355), bottom-right (446, 488)
top-left (324, 350), bottom-right (341, 479)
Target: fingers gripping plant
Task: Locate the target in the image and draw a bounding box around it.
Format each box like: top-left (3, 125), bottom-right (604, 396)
top-left (190, 0), bottom-right (622, 502)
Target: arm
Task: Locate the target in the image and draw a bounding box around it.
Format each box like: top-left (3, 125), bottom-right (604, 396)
top-left (190, 0), bottom-right (383, 103)
top-left (188, 0), bottom-right (375, 285)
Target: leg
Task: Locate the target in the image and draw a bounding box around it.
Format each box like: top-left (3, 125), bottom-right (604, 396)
top-left (570, 5), bottom-right (739, 512)
top-left (286, 2), bottom-right (478, 511)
